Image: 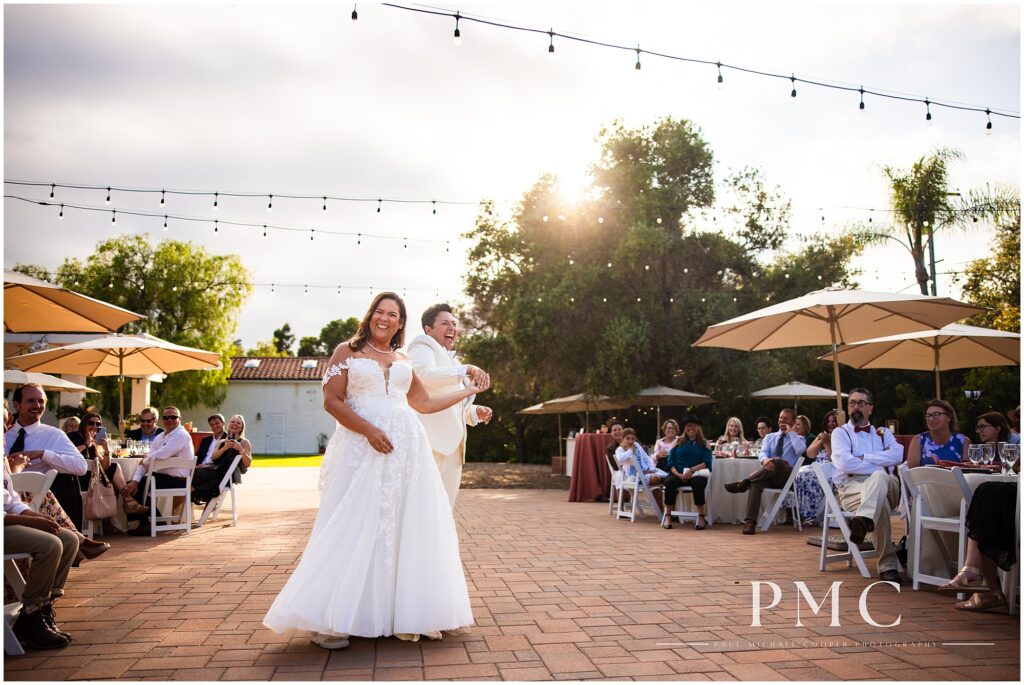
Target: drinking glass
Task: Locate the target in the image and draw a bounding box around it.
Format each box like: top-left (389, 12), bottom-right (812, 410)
top-left (980, 442), bottom-right (995, 465)
top-left (967, 444), bottom-right (982, 467)
top-left (1003, 444), bottom-right (1019, 475)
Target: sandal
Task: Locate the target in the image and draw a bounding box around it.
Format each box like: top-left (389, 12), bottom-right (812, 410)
top-left (695, 516), bottom-right (707, 530)
top-left (954, 591), bottom-right (1007, 613)
top-left (661, 514), bottom-right (673, 530)
top-left (938, 566), bottom-right (990, 593)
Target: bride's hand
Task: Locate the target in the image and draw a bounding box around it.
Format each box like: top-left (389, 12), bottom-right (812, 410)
top-left (365, 426), bottom-right (394, 454)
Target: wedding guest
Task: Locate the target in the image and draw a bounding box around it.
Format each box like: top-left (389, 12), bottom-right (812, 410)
top-left (194, 414), bottom-right (227, 467)
top-left (793, 415), bottom-right (812, 455)
top-left (61, 417), bottom-right (80, 434)
top-left (1006, 406), bottom-right (1020, 445)
top-left (192, 414), bottom-right (252, 503)
top-left (750, 416), bottom-right (772, 453)
top-left (975, 411), bottom-right (1010, 448)
top-left (122, 407), bottom-right (194, 533)
top-left (662, 415), bottom-right (712, 530)
top-left (939, 480), bottom-right (1017, 611)
top-left (794, 409), bottom-right (839, 526)
top-left (652, 419), bottom-right (680, 471)
top-left (605, 422), bottom-right (625, 465)
top-left (615, 428), bottom-right (666, 495)
top-left (907, 399), bottom-right (970, 467)
top-left (124, 407), bottom-right (163, 444)
top-left (715, 417), bottom-right (749, 455)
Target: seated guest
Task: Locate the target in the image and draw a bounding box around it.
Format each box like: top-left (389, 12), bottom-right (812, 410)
top-left (975, 411), bottom-right (1011, 451)
top-left (750, 416), bottom-right (772, 454)
top-left (61, 417), bottom-right (80, 434)
top-left (662, 415), bottom-right (712, 530)
top-left (4, 456), bottom-right (80, 650)
top-left (831, 387), bottom-right (904, 583)
top-left (194, 414), bottom-right (227, 468)
top-left (193, 414), bottom-right (252, 503)
top-left (715, 416), bottom-right (749, 455)
top-left (69, 412), bottom-right (129, 532)
top-left (725, 407), bottom-right (805, 535)
top-left (938, 480), bottom-right (1017, 611)
top-left (5, 384), bottom-right (88, 531)
top-left (792, 415), bottom-right (813, 454)
top-left (604, 422), bottom-right (625, 468)
top-left (124, 407), bottom-right (163, 444)
top-left (121, 406), bottom-right (194, 533)
top-left (1008, 406), bottom-right (1021, 445)
top-left (794, 409), bottom-right (839, 526)
top-left (652, 419), bottom-right (680, 471)
top-left (907, 399), bottom-right (970, 467)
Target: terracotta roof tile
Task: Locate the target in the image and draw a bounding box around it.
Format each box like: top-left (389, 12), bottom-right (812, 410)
top-left (228, 356), bottom-right (329, 381)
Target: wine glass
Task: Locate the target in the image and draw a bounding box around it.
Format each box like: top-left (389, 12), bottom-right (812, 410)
top-left (980, 442), bottom-right (995, 466)
top-left (1002, 444), bottom-right (1019, 475)
top-left (967, 444), bottom-right (982, 467)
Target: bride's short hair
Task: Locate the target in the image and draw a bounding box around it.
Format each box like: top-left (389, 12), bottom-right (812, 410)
top-left (349, 292), bottom-right (407, 351)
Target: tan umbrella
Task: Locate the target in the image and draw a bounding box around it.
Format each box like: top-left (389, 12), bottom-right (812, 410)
top-left (692, 288), bottom-right (985, 417)
top-left (632, 385), bottom-right (714, 428)
top-left (4, 269), bottom-right (144, 333)
top-left (819, 324), bottom-right (1020, 398)
top-left (749, 381), bottom-right (848, 413)
top-left (4, 369), bottom-right (99, 393)
top-left (518, 394), bottom-right (631, 454)
top-left (7, 333), bottom-right (221, 426)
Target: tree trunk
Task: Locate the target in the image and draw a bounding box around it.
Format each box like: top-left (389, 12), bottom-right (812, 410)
top-left (910, 245), bottom-right (930, 295)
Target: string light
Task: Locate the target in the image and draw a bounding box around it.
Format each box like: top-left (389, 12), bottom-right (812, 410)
top-left (267, 194), bottom-right (273, 212)
top-left (262, 225), bottom-right (267, 238)
top-left (351, 4), bottom-right (358, 20)
top-left (790, 74), bottom-right (797, 98)
top-left (925, 97), bottom-right (932, 123)
top-left (548, 29), bottom-right (554, 55)
top-left (159, 189), bottom-right (166, 207)
top-left (985, 108), bottom-right (993, 134)
top-left (859, 86), bottom-right (865, 111)
top-left (214, 219), bottom-right (218, 232)
top-left (634, 45), bottom-right (641, 70)
top-left (453, 11), bottom-right (461, 45)
top-left (49, 183), bottom-right (55, 199)
top-left (213, 191), bottom-right (219, 210)
top-left (432, 200), bottom-right (437, 215)
top-left (311, 229), bottom-right (315, 241)
top-left (105, 187), bottom-right (111, 204)
top-left (58, 204), bottom-right (63, 220)
top-left (377, 198), bottom-right (382, 213)
top-left (716, 61), bottom-right (723, 87)
top-left (111, 210), bottom-right (116, 225)
top-left (163, 215), bottom-right (168, 231)
top-left (322, 196), bottom-right (328, 213)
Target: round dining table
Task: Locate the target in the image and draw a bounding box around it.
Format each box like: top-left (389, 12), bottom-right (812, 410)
top-left (568, 433), bottom-right (617, 502)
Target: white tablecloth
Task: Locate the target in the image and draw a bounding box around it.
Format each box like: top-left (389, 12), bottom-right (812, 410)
top-left (702, 457), bottom-right (788, 525)
top-left (84, 457), bottom-right (167, 533)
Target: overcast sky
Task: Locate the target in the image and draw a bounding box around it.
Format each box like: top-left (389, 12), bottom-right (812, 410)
top-left (4, 2), bottom-right (1020, 350)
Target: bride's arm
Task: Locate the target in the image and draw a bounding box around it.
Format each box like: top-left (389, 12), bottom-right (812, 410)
top-left (405, 362), bottom-right (486, 415)
top-left (323, 348), bottom-right (395, 453)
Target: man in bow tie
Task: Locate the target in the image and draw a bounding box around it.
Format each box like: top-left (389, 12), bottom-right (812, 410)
top-left (408, 304), bottom-right (492, 509)
top-left (830, 387), bottom-right (905, 584)
top-left (725, 407), bottom-right (806, 535)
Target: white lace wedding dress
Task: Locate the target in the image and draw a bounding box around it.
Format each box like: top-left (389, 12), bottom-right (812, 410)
top-left (263, 357), bottom-right (473, 639)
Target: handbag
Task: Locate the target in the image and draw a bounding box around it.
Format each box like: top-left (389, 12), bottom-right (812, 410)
top-left (83, 459), bottom-right (118, 520)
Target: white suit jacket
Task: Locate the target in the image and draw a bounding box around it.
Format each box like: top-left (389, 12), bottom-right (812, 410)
top-left (406, 333), bottom-right (479, 456)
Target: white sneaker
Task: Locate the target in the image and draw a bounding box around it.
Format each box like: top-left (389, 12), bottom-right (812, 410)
top-left (312, 633), bottom-right (350, 650)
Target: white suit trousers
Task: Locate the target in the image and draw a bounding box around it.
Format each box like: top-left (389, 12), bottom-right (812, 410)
top-left (433, 440), bottom-right (466, 510)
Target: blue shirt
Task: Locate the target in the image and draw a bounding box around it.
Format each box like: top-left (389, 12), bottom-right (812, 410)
top-left (917, 431), bottom-right (966, 465)
top-left (759, 430), bottom-right (806, 468)
top-left (667, 438), bottom-right (713, 472)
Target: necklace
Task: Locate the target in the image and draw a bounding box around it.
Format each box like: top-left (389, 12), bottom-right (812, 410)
top-left (366, 341), bottom-right (393, 355)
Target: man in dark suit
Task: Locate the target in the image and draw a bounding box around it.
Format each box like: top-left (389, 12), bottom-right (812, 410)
top-left (195, 414), bottom-right (227, 466)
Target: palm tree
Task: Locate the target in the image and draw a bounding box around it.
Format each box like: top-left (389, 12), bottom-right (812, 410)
top-left (881, 148), bottom-right (1018, 295)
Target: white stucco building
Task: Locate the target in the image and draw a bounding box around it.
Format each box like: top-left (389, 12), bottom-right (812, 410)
top-left (186, 356), bottom-right (336, 454)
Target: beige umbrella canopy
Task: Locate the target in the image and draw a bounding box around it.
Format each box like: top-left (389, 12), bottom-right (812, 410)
top-left (693, 288), bottom-right (985, 417)
top-left (4, 369), bottom-right (99, 393)
top-left (819, 323), bottom-right (1020, 398)
top-left (749, 381), bottom-right (848, 412)
top-left (4, 269), bottom-right (144, 333)
top-left (631, 385), bottom-right (714, 427)
top-left (7, 333), bottom-right (221, 426)
top-left (518, 394), bottom-right (631, 455)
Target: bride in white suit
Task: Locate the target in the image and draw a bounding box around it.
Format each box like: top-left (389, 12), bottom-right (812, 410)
top-left (406, 304), bottom-right (492, 508)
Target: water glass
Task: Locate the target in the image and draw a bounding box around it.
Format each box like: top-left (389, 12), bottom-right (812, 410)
top-left (1001, 444), bottom-right (1019, 475)
top-left (967, 444), bottom-right (983, 466)
top-left (980, 443), bottom-right (995, 465)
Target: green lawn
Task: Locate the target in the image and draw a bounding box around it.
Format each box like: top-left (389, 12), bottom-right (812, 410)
top-left (251, 454), bottom-right (323, 468)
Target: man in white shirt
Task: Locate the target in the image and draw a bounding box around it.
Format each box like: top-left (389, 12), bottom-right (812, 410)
top-left (122, 406), bottom-right (195, 532)
top-left (830, 387), bottom-right (905, 583)
top-left (4, 456), bottom-right (80, 650)
top-left (407, 304), bottom-right (492, 508)
top-left (6, 383), bottom-right (87, 526)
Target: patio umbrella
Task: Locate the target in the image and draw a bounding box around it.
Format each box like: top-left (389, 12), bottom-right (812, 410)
top-left (631, 385), bottom-right (714, 427)
top-left (819, 323), bottom-right (1020, 398)
top-left (7, 333), bottom-right (221, 426)
top-left (692, 288), bottom-right (985, 416)
top-left (749, 381), bottom-right (848, 413)
top-left (4, 269), bottom-right (144, 333)
top-left (518, 394), bottom-right (631, 452)
top-left (3, 369), bottom-right (99, 393)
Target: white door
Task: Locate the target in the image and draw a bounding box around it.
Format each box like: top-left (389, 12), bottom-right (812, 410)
top-left (266, 414), bottom-right (285, 454)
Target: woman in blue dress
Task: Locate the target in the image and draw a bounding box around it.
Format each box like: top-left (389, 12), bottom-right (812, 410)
top-left (908, 399), bottom-right (971, 467)
top-left (794, 410), bottom-right (838, 526)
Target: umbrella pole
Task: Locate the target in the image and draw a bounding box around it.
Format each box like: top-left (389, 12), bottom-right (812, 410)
top-left (656, 406), bottom-right (661, 432)
top-left (118, 353), bottom-right (125, 435)
top-left (558, 414), bottom-right (563, 457)
top-left (934, 344), bottom-right (942, 398)
top-left (828, 308), bottom-right (846, 423)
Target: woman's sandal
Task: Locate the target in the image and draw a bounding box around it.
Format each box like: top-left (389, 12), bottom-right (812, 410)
top-left (661, 515), bottom-right (673, 530)
top-left (954, 591), bottom-right (1007, 612)
top-left (695, 516), bottom-right (707, 530)
top-left (938, 566), bottom-right (989, 593)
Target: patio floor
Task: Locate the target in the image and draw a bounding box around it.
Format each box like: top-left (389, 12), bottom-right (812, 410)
top-left (5, 467), bottom-right (1019, 681)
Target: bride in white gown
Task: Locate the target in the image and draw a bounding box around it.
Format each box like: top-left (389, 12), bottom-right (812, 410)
top-left (263, 292), bottom-right (484, 649)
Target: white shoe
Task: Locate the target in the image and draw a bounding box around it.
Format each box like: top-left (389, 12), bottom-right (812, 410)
top-left (312, 633), bottom-right (350, 650)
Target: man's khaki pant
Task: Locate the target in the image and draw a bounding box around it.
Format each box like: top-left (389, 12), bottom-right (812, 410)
top-left (3, 525), bottom-right (79, 611)
top-left (838, 470), bottom-right (901, 573)
top-left (433, 440), bottom-right (465, 510)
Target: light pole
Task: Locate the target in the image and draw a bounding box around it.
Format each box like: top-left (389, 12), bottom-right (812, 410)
top-left (927, 191), bottom-right (963, 296)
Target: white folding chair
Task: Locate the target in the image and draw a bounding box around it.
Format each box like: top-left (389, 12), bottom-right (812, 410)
top-left (666, 471), bottom-right (713, 527)
top-left (606, 451), bottom-right (623, 515)
top-left (814, 461), bottom-right (877, 578)
top-left (757, 456), bottom-right (805, 532)
top-left (615, 454), bottom-right (663, 522)
top-left (9, 470), bottom-right (58, 514)
top-left (193, 453), bottom-right (244, 528)
top-left (901, 464), bottom-right (970, 590)
top-left (4, 553), bottom-right (30, 656)
top-left (143, 457), bottom-right (196, 537)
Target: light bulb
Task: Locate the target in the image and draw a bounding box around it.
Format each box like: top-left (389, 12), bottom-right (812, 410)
top-left (160, 190), bottom-right (165, 207)
top-left (351, 4), bottom-right (357, 20)
top-left (111, 210), bottom-right (116, 225)
top-left (105, 187), bottom-right (111, 204)
top-left (548, 30), bottom-right (554, 57)
top-left (58, 204), bottom-right (64, 220)
top-left (49, 183), bottom-right (55, 199)
top-left (213, 192), bottom-right (219, 210)
top-left (790, 75), bottom-right (797, 98)
top-left (859, 87), bottom-right (865, 111)
top-left (453, 12), bottom-right (461, 45)
top-left (267, 194), bottom-right (273, 212)
top-left (322, 197), bottom-right (328, 214)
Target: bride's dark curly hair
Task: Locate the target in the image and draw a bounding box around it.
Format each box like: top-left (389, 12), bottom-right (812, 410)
top-left (347, 291), bottom-right (407, 351)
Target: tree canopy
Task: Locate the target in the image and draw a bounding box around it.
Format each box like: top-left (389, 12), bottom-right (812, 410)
top-left (297, 317), bottom-right (360, 356)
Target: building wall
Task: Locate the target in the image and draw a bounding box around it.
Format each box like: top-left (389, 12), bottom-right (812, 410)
top-left (185, 381), bottom-right (337, 454)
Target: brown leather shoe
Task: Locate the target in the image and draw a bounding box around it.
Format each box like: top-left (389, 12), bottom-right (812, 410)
top-left (742, 519), bottom-right (756, 535)
top-left (848, 516), bottom-right (874, 545)
top-left (724, 480), bottom-right (750, 494)
top-left (79, 541), bottom-right (110, 560)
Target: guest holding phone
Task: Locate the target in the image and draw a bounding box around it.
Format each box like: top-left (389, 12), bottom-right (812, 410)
top-left (192, 415), bottom-right (252, 504)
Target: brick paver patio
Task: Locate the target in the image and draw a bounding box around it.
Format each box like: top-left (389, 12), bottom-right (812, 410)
top-left (5, 467), bottom-right (1019, 681)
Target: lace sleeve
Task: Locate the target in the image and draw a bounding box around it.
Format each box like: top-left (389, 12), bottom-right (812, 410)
top-left (322, 360), bottom-right (350, 387)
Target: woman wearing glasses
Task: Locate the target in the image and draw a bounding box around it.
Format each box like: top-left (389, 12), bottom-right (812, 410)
top-left (907, 399), bottom-right (970, 468)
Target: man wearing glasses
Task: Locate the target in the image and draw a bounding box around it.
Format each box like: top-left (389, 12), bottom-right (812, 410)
top-left (122, 407), bottom-right (193, 533)
top-left (125, 407), bottom-right (163, 444)
top-left (830, 387), bottom-right (905, 584)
